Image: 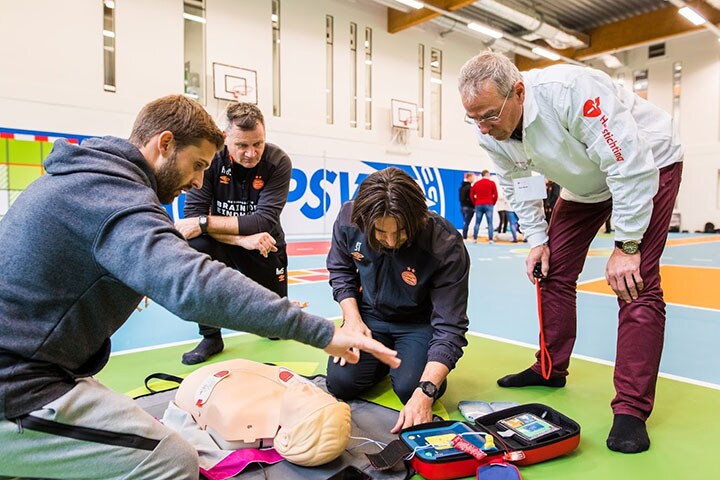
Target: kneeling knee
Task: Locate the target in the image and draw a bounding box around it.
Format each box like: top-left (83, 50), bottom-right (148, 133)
top-left (394, 383), bottom-right (418, 404)
top-left (326, 375), bottom-right (368, 401)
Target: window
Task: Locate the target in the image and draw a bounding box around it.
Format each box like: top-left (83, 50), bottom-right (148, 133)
top-left (103, 0), bottom-right (116, 92)
top-left (430, 48), bottom-right (442, 140)
top-left (614, 72), bottom-right (625, 88)
top-left (350, 22), bottom-right (357, 128)
top-left (272, 0), bottom-right (281, 116)
top-left (183, 0), bottom-right (206, 103)
top-left (364, 27), bottom-right (372, 130)
top-left (672, 62), bottom-right (682, 135)
top-left (632, 69), bottom-right (648, 100)
top-left (417, 44), bottom-right (425, 137)
top-left (326, 15), bottom-right (334, 124)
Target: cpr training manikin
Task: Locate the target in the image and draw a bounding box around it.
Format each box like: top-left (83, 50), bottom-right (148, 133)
top-left (168, 359), bottom-right (352, 470)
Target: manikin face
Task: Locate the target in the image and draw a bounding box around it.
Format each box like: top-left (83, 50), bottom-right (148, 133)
top-left (462, 81), bottom-right (524, 142)
top-left (155, 140), bottom-right (216, 204)
top-left (225, 122), bottom-right (266, 169)
top-left (373, 216), bottom-right (408, 250)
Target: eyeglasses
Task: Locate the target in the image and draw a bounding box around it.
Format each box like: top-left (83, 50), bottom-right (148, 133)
top-left (464, 88), bottom-right (512, 125)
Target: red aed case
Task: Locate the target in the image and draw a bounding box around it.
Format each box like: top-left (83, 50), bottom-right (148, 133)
top-left (399, 403), bottom-right (580, 480)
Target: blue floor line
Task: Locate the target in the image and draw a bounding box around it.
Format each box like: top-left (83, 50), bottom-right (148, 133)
top-left (110, 234), bottom-right (720, 385)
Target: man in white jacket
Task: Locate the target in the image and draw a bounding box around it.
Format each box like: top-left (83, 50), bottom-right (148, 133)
top-left (458, 51), bottom-right (683, 453)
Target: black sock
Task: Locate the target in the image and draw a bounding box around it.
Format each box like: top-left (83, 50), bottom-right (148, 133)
top-left (606, 414), bottom-right (650, 453)
top-left (181, 334), bottom-right (224, 365)
top-left (497, 367), bottom-right (566, 388)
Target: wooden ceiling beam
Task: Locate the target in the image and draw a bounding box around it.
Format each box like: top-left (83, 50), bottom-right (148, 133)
top-left (515, 3), bottom-right (720, 71)
top-left (387, 0), bottom-right (477, 34)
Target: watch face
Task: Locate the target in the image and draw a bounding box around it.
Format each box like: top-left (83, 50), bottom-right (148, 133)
top-left (622, 241), bottom-right (639, 254)
top-left (420, 381), bottom-right (437, 398)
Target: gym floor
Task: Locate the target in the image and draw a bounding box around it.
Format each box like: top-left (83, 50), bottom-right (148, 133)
top-left (99, 232), bottom-right (720, 479)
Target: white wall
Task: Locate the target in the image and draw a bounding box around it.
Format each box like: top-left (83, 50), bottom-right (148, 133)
top-left (0, 0), bottom-right (491, 164)
top-left (599, 30), bottom-right (720, 231)
top-left (2, 1), bottom-right (720, 230)
top-left (0, 0), bottom-right (183, 136)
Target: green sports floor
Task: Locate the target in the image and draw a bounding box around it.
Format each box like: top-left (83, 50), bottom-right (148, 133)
top-left (99, 332), bottom-right (719, 480)
top-left (99, 233), bottom-right (720, 479)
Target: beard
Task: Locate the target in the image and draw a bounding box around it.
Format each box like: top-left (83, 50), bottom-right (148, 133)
top-left (154, 151), bottom-right (185, 204)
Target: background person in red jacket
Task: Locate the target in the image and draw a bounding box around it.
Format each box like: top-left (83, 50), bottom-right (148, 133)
top-left (470, 170), bottom-right (498, 243)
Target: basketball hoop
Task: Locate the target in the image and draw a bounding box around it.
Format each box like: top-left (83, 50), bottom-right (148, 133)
top-left (231, 85), bottom-right (254, 102)
top-left (400, 115), bottom-right (419, 130)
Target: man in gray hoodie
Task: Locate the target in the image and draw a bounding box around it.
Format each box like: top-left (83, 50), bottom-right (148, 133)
top-left (0, 94), bottom-right (399, 480)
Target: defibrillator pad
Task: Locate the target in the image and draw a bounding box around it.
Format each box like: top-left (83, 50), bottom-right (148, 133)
top-left (400, 421), bottom-right (490, 461)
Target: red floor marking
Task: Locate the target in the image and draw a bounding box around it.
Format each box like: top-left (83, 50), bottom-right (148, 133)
top-left (286, 241), bottom-right (331, 256)
top-left (295, 274), bottom-right (329, 282)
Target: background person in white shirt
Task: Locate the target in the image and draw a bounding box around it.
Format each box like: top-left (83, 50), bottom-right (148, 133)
top-left (458, 51), bottom-right (683, 454)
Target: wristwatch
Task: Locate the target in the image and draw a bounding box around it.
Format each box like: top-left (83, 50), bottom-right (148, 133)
top-left (198, 215), bottom-right (209, 235)
top-left (417, 381), bottom-right (439, 400)
top-left (615, 240), bottom-right (640, 255)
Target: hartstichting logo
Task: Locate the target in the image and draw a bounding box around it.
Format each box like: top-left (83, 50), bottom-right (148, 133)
top-left (582, 96), bottom-right (624, 162)
top-left (583, 97), bottom-right (602, 118)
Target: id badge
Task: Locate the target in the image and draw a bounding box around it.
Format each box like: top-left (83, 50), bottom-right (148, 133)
top-left (512, 173), bottom-right (546, 202)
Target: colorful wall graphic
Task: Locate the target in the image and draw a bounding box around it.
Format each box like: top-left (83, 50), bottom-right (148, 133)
top-left (0, 128), bottom-right (92, 221)
top-left (0, 128), bottom-right (469, 232)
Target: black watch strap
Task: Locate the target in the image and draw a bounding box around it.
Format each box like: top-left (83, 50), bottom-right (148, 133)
top-left (417, 380), bottom-right (439, 400)
top-left (199, 215), bottom-right (209, 235)
top-left (615, 240), bottom-right (640, 254)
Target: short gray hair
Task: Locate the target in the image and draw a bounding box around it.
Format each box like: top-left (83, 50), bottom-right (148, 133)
top-left (219, 102), bottom-right (265, 132)
top-left (458, 51), bottom-right (522, 103)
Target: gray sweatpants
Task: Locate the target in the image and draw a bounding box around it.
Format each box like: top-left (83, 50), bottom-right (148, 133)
top-left (0, 377), bottom-right (199, 480)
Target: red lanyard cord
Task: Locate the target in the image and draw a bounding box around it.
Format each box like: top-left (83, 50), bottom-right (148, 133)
top-left (534, 264), bottom-right (553, 380)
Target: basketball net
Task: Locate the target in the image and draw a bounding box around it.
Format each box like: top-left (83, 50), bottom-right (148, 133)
top-left (386, 116), bottom-right (417, 156)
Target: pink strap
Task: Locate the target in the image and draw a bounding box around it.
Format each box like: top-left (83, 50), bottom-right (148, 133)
top-left (200, 448), bottom-right (285, 480)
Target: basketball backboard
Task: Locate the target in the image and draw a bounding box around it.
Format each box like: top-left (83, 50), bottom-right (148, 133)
top-left (391, 99), bottom-right (418, 130)
top-left (213, 63), bottom-right (257, 104)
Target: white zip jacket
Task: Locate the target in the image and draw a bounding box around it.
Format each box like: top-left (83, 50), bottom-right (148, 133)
top-left (475, 65), bottom-right (683, 248)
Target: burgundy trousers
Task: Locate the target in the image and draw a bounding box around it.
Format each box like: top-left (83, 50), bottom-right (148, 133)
top-left (532, 161), bottom-right (683, 420)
